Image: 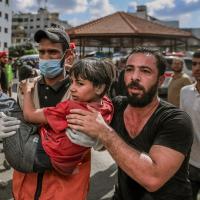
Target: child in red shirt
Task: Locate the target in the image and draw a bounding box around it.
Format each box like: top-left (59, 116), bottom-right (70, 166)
top-left (21, 58), bottom-right (114, 175)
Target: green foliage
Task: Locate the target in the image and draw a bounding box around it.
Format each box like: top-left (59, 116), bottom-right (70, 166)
top-left (9, 43), bottom-right (38, 58)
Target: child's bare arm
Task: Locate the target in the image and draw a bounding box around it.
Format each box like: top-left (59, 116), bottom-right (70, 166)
top-left (20, 79), bottom-right (47, 124)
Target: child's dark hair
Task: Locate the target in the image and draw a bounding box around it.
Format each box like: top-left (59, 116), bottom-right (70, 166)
top-left (69, 58), bottom-right (113, 97)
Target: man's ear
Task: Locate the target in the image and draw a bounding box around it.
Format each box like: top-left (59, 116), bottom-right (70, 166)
top-left (158, 75), bottom-right (165, 87)
top-left (64, 49), bottom-right (72, 59)
top-left (95, 84), bottom-right (106, 96)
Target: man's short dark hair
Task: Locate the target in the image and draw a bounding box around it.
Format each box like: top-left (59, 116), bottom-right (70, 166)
top-left (34, 27), bottom-right (70, 52)
top-left (193, 50), bottom-right (200, 58)
top-left (127, 47), bottom-right (167, 76)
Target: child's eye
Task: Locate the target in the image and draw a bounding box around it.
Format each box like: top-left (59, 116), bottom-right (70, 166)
top-left (77, 81), bottom-right (84, 86)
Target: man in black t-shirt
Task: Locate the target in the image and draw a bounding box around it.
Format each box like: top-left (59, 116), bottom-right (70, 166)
top-left (67, 47), bottom-right (193, 200)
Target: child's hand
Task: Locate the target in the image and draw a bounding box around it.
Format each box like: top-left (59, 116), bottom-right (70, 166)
top-left (20, 79), bottom-right (35, 94)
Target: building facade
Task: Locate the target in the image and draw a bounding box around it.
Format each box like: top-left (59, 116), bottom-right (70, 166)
top-left (0, 0), bottom-right (12, 50)
top-left (133, 5), bottom-right (179, 28)
top-left (12, 8), bottom-right (71, 46)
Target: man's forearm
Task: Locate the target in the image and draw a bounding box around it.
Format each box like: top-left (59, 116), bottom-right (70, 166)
top-left (98, 127), bottom-right (170, 192)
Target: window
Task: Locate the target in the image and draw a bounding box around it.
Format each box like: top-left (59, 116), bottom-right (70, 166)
top-left (0, 12), bottom-right (2, 17)
top-left (12, 25), bottom-right (17, 29)
top-left (30, 26), bottom-right (33, 29)
top-left (4, 42), bottom-right (7, 48)
top-left (0, 26), bottom-right (1, 32)
top-left (24, 26), bottom-right (27, 29)
top-left (12, 18), bottom-right (18, 22)
top-left (5, 13), bottom-right (8, 20)
top-left (5, 28), bottom-right (8, 33)
top-left (17, 18), bottom-right (23, 22)
top-left (6, 0), bottom-right (9, 5)
top-left (30, 19), bottom-right (33, 22)
top-left (16, 38), bottom-right (21, 43)
top-left (36, 25), bottom-right (40, 28)
top-left (37, 18), bottom-right (40, 21)
top-left (24, 18), bottom-right (28, 22)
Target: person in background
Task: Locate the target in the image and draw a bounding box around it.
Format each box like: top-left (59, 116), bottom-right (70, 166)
top-left (5, 57), bottom-right (14, 97)
top-left (168, 57), bottom-right (191, 107)
top-left (115, 57), bottom-right (128, 96)
top-left (64, 42), bottom-right (77, 73)
top-left (66, 47), bottom-right (193, 200)
top-left (0, 52), bottom-right (9, 94)
top-left (0, 52), bottom-right (12, 176)
top-left (180, 50), bottom-right (200, 200)
top-left (18, 64), bottom-right (39, 82)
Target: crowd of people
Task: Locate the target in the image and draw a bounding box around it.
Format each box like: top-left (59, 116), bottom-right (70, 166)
top-left (0, 26), bottom-right (200, 200)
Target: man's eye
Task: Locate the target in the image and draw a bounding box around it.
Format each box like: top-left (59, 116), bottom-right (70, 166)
top-left (38, 50), bottom-right (45, 55)
top-left (141, 69), bottom-right (151, 74)
top-left (125, 67), bottom-right (132, 72)
top-left (49, 49), bottom-right (60, 54)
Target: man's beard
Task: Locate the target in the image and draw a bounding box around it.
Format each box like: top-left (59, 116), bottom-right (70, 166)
top-left (126, 79), bottom-right (158, 107)
top-left (173, 68), bottom-right (182, 73)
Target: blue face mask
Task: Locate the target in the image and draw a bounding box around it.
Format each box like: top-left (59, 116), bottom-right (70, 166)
top-left (39, 59), bottom-right (63, 79)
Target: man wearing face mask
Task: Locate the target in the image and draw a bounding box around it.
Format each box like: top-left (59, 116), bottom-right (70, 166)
top-left (2, 27), bottom-right (91, 200)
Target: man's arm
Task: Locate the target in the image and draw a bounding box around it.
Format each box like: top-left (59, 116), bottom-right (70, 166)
top-left (98, 130), bottom-right (184, 192)
top-left (66, 107), bottom-right (185, 192)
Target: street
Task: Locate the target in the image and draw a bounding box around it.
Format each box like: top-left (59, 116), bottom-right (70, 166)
top-left (0, 145), bottom-right (117, 200)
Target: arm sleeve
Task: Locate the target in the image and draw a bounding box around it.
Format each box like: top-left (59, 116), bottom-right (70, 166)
top-left (183, 77), bottom-right (192, 86)
top-left (43, 101), bottom-right (87, 133)
top-left (153, 111), bottom-right (193, 155)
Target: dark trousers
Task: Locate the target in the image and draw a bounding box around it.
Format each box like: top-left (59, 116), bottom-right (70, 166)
top-left (189, 164), bottom-right (200, 200)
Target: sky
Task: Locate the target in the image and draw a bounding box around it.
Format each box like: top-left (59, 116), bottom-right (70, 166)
top-left (12, 0), bottom-right (200, 28)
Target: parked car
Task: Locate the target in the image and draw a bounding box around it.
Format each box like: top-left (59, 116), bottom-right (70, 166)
top-left (14, 54), bottom-right (39, 70)
top-left (158, 56), bottom-right (193, 98)
top-left (19, 54), bottom-right (39, 69)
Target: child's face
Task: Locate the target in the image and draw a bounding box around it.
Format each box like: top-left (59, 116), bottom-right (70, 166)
top-left (69, 75), bottom-right (100, 102)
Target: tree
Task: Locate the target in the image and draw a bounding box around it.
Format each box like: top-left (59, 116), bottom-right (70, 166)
top-left (9, 43), bottom-right (38, 58)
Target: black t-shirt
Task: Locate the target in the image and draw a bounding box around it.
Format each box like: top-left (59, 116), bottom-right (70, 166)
top-left (33, 77), bottom-right (71, 172)
top-left (111, 96), bottom-right (193, 200)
